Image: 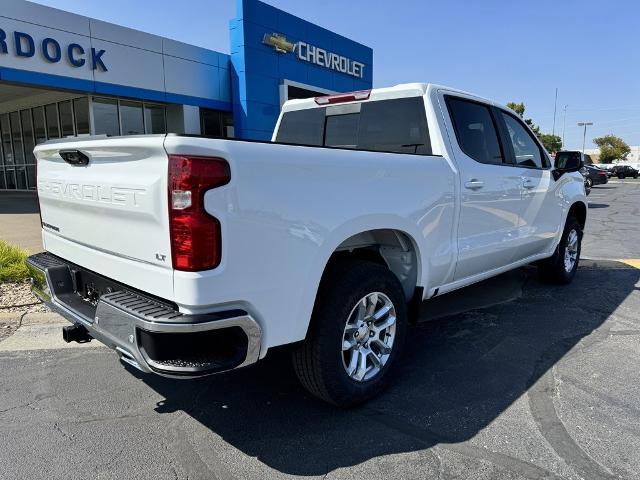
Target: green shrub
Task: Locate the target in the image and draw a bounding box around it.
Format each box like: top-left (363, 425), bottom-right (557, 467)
top-left (0, 240), bottom-right (30, 283)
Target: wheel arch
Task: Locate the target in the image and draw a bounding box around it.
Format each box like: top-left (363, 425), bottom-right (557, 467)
top-left (567, 201), bottom-right (587, 229)
top-left (320, 228), bottom-right (422, 303)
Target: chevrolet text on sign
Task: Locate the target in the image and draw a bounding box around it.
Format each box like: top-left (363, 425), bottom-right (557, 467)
top-left (263, 33), bottom-right (365, 79)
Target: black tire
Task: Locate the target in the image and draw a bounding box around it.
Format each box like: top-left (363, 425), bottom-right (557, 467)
top-left (586, 177), bottom-right (593, 188)
top-left (618, 174), bottom-right (625, 179)
top-left (292, 259), bottom-right (408, 407)
top-left (538, 216), bottom-right (583, 284)
top-left (634, 174), bottom-right (638, 179)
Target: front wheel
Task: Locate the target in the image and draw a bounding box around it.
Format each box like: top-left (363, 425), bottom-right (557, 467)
top-left (292, 260), bottom-right (407, 407)
top-left (538, 216), bottom-right (583, 284)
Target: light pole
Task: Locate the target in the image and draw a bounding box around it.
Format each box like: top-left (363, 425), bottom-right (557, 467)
top-left (552, 88), bottom-right (558, 136)
top-left (562, 105), bottom-right (568, 148)
top-left (577, 122), bottom-right (593, 156)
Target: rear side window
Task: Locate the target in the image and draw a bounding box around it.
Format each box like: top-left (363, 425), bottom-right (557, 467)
top-left (446, 97), bottom-right (504, 165)
top-left (276, 97), bottom-right (432, 155)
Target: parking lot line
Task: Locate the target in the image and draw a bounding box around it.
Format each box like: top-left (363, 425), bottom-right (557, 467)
top-left (620, 259), bottom-right (640, 269)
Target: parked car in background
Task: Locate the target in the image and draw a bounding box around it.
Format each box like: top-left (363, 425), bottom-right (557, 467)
top-left (580, 167), bottom-right (591, 195)
top-left (595, 163), bottom-right (615, 172)
top-left (584, 165), bottom-right (609, 187)
top-left (610, 165), bottom-right (639, 179)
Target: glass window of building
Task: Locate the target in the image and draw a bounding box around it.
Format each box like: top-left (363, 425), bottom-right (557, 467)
top-left (26, 165), bottom-right (36, 189)
top-left (33, 106), bottom-right (47, 143)
top-left (20, 110), bottom-right (36, 164)
top-left (223, 112), bottom-right (234, 138)
top-left (144, 104), bottom-right (166, 134)
top-left (10, 111), bottom-right (24, 164)
top-left (201, 109), bottom-right (223, 137)
top-left (45, 103), bottom-right (60, 139)
top-left (1, 114), bottom-right (14, 167)
top-left (58, 101), bottom-right (75, 137)
top-left (93, 97), bottom-right (119, 136)
top-left (15, 166), bottom-right (27, 189)
top-left (119, 100), bottom-right (144, 135)
top-left (73, 98), bottom-right (90, 135)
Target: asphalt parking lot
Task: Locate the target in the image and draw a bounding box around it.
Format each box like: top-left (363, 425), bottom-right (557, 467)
top-left (0, 180), bottom-right (639, 480)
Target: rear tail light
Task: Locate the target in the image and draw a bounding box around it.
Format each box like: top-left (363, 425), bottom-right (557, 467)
top-left (168, 155), bottom-right (230, 271)
top-left (314, 90), bottom-right (371, 105)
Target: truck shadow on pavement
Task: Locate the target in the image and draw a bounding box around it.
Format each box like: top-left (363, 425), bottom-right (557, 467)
top-left (138, 260), bottom-right (639, 476)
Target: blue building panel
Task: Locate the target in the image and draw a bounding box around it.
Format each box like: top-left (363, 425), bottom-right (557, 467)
top-left (242, 75), bottom-right (281, 105)
top-left (230, 0), bottom-right (373, 140)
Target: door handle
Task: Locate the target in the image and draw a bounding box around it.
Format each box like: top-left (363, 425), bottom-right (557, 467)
top-left (522, 178), bottom-right (535, 189)
top-left (464, 179), bottom-right (484, 190)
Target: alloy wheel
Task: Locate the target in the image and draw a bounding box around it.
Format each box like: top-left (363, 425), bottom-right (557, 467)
top-left (341, 292), bottom-right (397, 382)
top-left (564, 229), bottom-right (579, 273)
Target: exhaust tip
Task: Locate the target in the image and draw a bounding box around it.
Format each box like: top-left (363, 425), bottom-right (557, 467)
top-left (62, 324), bottom-right (92, 344)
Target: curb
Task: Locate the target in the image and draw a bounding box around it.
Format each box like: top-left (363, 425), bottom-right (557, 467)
top-left (0, 311), bottom-right (63, 325)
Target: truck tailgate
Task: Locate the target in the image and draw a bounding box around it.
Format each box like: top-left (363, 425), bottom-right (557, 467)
top-left (34, 136), bottom-right (173, 296)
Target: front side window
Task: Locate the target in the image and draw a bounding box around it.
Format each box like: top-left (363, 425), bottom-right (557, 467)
top-left (446, 97), bottom-right (504, 165)
top-left (499, 112), bottom-right (544, 169)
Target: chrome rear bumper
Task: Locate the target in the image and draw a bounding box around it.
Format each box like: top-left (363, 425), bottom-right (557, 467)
top-left (27, 252), bottom-right (261, 378)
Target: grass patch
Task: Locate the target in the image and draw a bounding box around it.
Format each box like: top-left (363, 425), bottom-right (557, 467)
top-left (0, 240), bottom-right (30, 283)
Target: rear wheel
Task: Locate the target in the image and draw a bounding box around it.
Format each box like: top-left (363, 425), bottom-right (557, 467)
top-left (586, 177), bottom-right (593, 188)
top-left (292, 260), bottom-right (407, 407)
top-left (538, 216), bottom-right (582, 284)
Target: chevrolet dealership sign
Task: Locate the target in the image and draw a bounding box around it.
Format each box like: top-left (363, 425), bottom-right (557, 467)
top-left (263, 33), bottom-right (365, 79)
top-left (0, 28), bottom-right (108, 71)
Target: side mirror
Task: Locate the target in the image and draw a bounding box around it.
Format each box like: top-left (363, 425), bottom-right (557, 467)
top-left (553, 155), bottom-right (583, 180)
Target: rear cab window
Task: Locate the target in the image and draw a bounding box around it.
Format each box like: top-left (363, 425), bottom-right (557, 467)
top-left (276, 97), bottom-right (432, 156)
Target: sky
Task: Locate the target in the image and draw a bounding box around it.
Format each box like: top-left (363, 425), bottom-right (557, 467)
top-left (34, 0), bottom-right (640, 150)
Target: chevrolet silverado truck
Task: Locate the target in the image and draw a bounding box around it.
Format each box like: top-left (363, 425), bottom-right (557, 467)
top-left (27, 83), bottom-right (587, 407)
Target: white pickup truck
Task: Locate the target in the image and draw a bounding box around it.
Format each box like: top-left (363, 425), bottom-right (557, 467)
top-left (28, 83), bottom-right (587, 407)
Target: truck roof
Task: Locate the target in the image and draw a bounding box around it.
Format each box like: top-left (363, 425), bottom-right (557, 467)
top-left (281, 83), bottom-right (495, 113)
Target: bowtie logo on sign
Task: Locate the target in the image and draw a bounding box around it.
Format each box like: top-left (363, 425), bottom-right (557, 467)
top-left (262, 33), bottom-right (365, 79)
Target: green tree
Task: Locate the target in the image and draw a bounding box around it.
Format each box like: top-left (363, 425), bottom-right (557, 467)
top-left (506, 102), bottom-right (525, 117)
top-left (507, 101), bottom-right (559, 152)
top-left (593, 135), bottom-right (630, 163)
top-left (538, 133), bottom-right (562, 153)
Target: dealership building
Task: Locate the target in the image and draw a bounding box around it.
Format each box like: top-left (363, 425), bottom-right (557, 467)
top-left (0, 0), bottom-right (373, 190)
